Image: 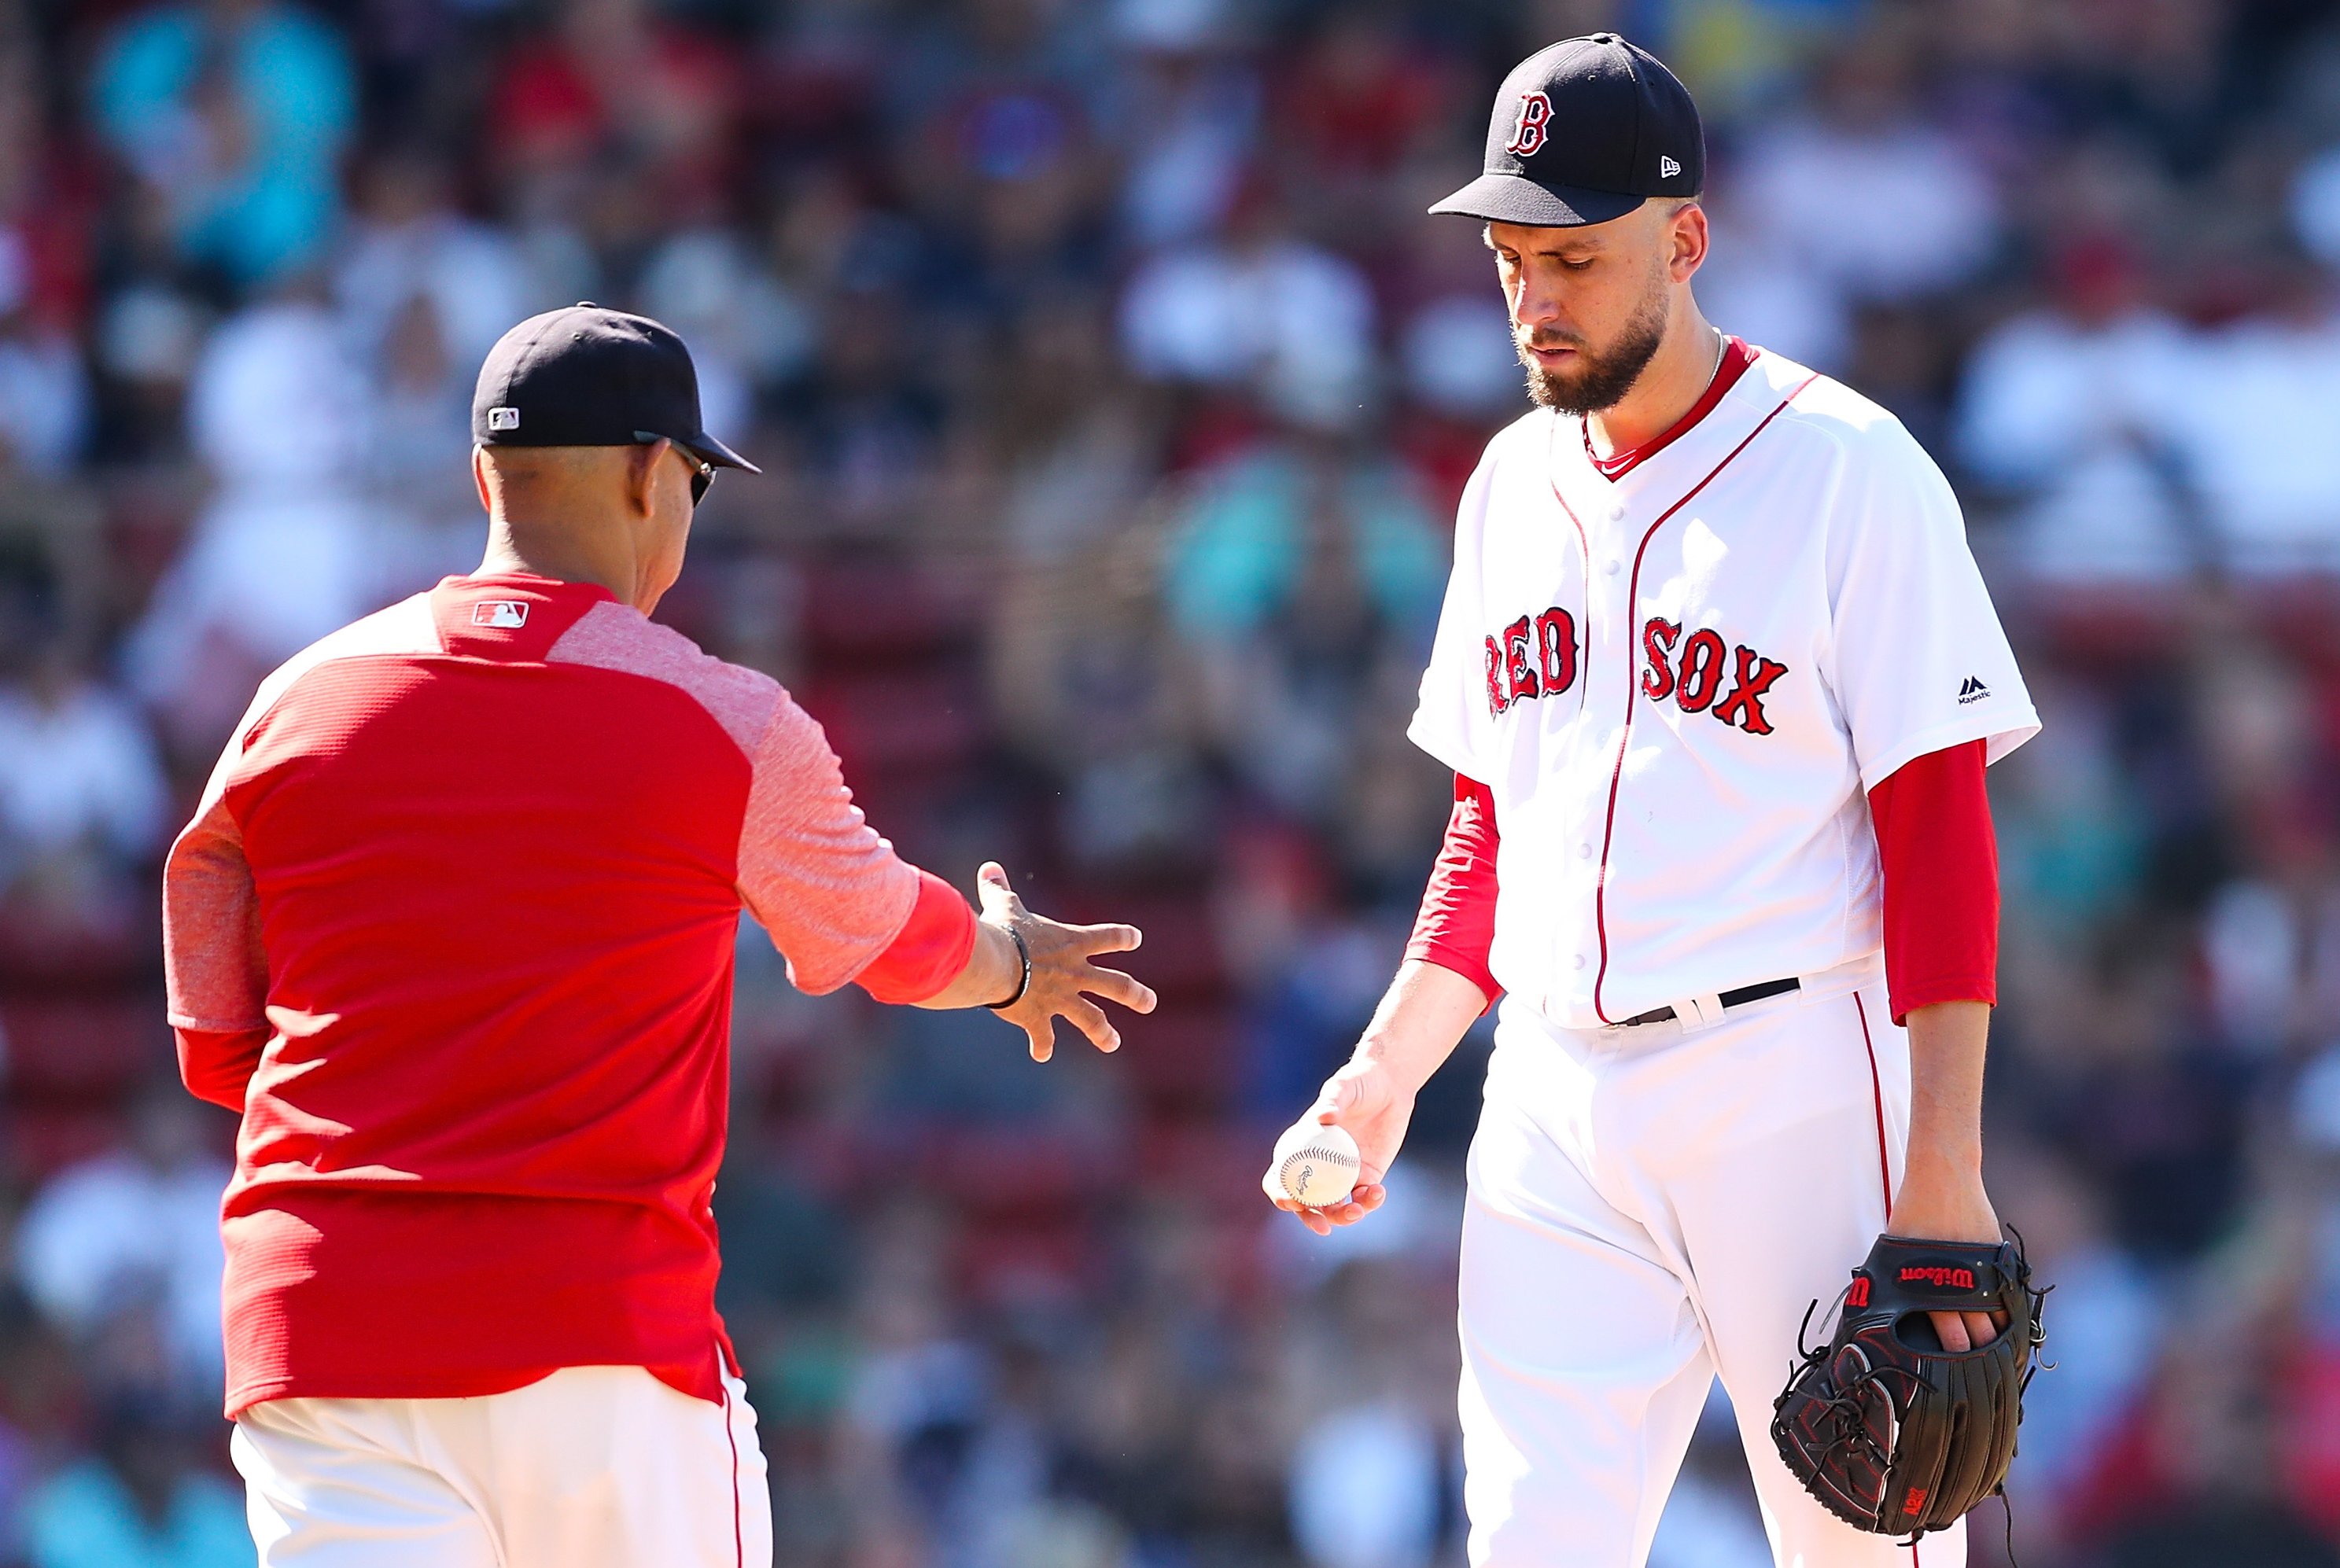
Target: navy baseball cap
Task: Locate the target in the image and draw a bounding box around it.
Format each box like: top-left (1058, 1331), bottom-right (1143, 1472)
top-left (1431, 34), bottom-right (1704, 228)
top-left (471, 304), bottom-right (759, 473)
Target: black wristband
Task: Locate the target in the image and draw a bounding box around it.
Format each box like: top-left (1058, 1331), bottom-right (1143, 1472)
top-left (986, 923), bottom-right (1033, 1010)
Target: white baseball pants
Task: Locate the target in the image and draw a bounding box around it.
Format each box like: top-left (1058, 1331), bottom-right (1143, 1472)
top-left (1458, 967), bottom-right (1966, 1568)
top-left (230, 1365), bottom-right (772, 1568)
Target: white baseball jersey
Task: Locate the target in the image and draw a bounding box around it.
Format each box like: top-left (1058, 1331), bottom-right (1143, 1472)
top-left (1408, 346), bottom-right (2039, 1030)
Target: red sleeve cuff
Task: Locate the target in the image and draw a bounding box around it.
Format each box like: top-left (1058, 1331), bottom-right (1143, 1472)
top-left (855, 870), bottom-right (979, 1004)
top-left (1406, 775), bottom-right (1502, 1009)
top-left (176, 1026), bottom-right (268, 1112)
top-left (1885, 977), bottom-right (1999, 1019)
top-left (1867, 740), bottom-right (1999, 1026)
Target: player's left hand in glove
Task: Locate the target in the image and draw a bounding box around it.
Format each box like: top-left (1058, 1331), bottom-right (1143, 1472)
top-left (1771, 1233), bottom-right (2047, 1540)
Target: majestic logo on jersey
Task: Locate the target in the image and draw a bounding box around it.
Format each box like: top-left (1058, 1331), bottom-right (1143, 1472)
top-left (1640, 618), bottom-right (1789, 735)
top-left (1958, 675), bottom-right (1989, 705)
top-left (1483, 606), bottom-right (1579, 716)
top-left (1505, 92), bottom-right (1553, 157)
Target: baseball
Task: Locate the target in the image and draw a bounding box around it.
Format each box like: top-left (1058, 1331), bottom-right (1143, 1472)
top-left (1275, 1122), bottom-right (1362, 1208)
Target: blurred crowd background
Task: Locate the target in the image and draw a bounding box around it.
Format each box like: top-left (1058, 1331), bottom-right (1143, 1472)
top-left (0, 0), bottom-right (2337, 1563)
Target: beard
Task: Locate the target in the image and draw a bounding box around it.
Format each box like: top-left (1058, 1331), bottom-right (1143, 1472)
top-left (1517, 271), bottom-right (1672, 415)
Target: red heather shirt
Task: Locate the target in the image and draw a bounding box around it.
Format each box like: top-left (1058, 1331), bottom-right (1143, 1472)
top-left (164, 574), bottom-right (971, 1418)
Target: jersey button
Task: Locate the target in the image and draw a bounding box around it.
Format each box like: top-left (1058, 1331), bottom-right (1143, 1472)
top-left (1604, 559), bottom-right (1620, 576)
top-left (1609, 502), bottom-right (1626, 521)
top-left (1571, 953), bottom-right (1586, 970)
top-left (1578, 842), bottom-right (1592, 858)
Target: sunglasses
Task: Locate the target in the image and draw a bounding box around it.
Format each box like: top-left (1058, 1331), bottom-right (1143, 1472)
top-left (635, 432), bottom-right (717, 506)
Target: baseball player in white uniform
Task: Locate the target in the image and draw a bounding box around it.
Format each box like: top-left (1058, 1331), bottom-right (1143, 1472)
top-left (1266, 36), bottom-right (2040, 1568)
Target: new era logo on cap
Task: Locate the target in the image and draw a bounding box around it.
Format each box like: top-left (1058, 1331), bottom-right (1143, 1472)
top-left (1660, 156), bottom-right (1682, 178)
top-left (486, 407), bottom-right (520, 431)
top-left (473, 601), bottom-right (529, 628)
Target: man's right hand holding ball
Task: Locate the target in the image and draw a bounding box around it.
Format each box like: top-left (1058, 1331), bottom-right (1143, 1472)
top-left (1263, 959), bottom-right (1489, 1235)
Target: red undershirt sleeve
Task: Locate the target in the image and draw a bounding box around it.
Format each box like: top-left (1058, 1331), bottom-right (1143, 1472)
top-left (1406, 774), bottom-right (1502, 1010)
top-left (853, 869), bottom-right (979, 1004)
top-left (175, 1027), bottom-right (269, 1112)
top-left (1866, 739), bottom-right (1999, 1025)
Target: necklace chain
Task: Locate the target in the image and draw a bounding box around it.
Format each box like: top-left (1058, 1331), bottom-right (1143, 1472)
top-left (1576, 327), bottom-right (1732, 465)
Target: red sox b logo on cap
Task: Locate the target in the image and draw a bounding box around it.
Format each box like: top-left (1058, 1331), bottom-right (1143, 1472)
top-left (1505, 91), bottom-right (1553, 157)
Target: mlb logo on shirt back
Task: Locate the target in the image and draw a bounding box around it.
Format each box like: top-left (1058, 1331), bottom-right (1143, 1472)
top-left (473, 600), bottom-right (529, 629)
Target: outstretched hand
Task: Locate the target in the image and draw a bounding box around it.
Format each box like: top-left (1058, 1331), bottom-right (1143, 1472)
top-left (977, 862), bottom-right (1155, 1062)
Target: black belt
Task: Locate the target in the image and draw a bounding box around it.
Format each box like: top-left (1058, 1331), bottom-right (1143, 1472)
top-left (1620, 976), bottom-right (1800, 1028)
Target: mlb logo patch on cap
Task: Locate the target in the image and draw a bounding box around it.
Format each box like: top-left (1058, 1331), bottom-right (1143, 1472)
top-left (473, 601), bottom-right (529, 628)
top-left (486, 407), bottom-right (520, 431)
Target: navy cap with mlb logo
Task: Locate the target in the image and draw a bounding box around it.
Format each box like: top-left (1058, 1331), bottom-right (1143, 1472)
top-left (1431, 34), bottom-right (1703, 228)
top-left (470, 304), bottom-right (760, 474)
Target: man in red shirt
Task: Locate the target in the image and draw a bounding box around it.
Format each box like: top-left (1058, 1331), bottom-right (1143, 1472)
top-left (164, 305), bottom-right (1155, 1567)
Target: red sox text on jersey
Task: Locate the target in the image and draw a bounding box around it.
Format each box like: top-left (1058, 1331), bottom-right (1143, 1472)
top-left (1409, 344), bottom-right (2040, 1032)
top-left (1482, 609), bottom-right (1789, 738)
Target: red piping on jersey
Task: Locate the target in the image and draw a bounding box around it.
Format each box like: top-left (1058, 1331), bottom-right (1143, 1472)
top-left (1546, 419), bottom-right (1596, 727)
top-left (1583, 336), bottom-right (1760, 480)
top-left (1589, 374), bottom-right (1821, 1024)
top-left (1548, 416), bottom-right (1593, 561)
top-left (1855, 992), bottom-right (1894, 1216)
top-left (724, 1371), bottom-right (744, 1568)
